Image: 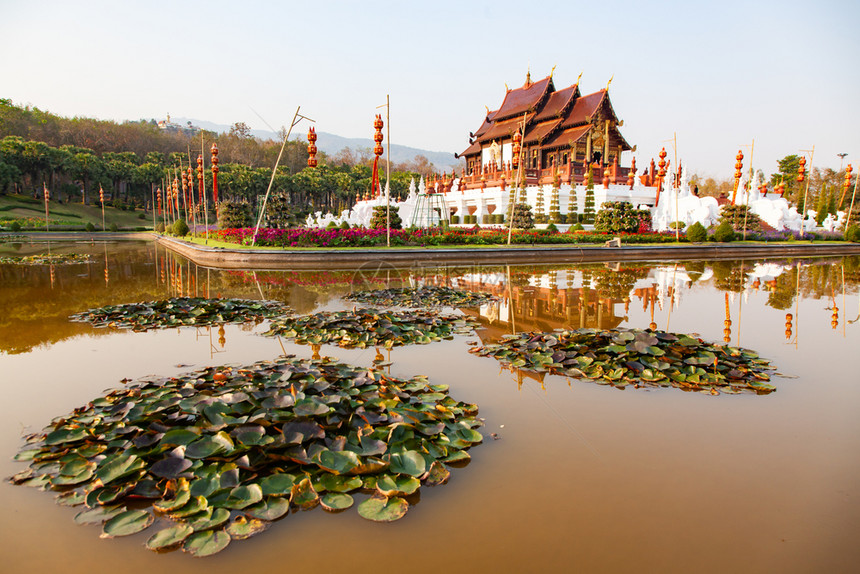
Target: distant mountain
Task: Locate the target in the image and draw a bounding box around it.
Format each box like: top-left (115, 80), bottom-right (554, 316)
top-left (175, 117), bottom-right (460, 172)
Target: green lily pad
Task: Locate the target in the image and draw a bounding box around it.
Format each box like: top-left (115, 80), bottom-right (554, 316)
top-left (223, 483), bottom-right (263, 510)
top-left (145, 524), bottom-right (194, 550)
top-left (74, 505), bottom-right (126, 525)
top-left (376, 474), bottom-right (421, 497)
top-left (186, 507), bottom-right (231, 531)
top-left (226, 516), bottom-right (269, 540)
top-left (183, 530), bottom-right (231, 557)
top-left (290, 478), bottom-right (319, 509)
top-left (320, 492), bottom-right (354, 511)
top-left (357, 495), bottom-right (408, 522)
top-left (422, 461), bottom-right (451, 486)
top-left (245, 497), bottom-right (290, 521)
top-left (101, 509), bottom-right (153, 538)
top-left (389, 451), bottom-right (427, 477)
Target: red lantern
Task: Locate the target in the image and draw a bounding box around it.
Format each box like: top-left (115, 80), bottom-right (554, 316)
top-left (797, 156), bottom-right (806, 183)
top-left (211, 143), bottom-right (219, 205)
top-left (307, 127), bottom-right (318, 168)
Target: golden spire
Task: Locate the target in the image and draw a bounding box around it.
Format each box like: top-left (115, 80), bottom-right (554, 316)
top-left (550, 65), bottom-right (556, 78)
top-left (485, 105), bottom-right (490, 116)
top-left (606, 75), bottom-right (614, 91)
top-left (576, 71), bottom-right (583, 85)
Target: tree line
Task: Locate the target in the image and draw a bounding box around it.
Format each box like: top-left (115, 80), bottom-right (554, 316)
top-left (0, 99), bottom-right (436, 219)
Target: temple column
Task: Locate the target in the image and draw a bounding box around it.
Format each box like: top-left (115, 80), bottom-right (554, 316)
top-left (585, 132), bottom-right (592, 165)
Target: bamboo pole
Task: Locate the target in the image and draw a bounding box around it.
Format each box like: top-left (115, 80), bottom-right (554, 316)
top-left (252, 106), bottom-right (313, 246)
top-left (743, 139), bottom-right (754, 241)
top-left (202, 135), bottom-right (209, 243)
top-left (848, 164), bottom-right (859, 232)
top-left (507, 112), bottom-right (528, 245)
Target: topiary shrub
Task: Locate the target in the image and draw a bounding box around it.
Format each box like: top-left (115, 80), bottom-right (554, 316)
top-left (594, 201), bottom-right (642, 233)
top-left (686, 221), bottom-right (707, 242)
top-left (546, 222), bottom-right (559, 233)
top-left (719, 203), bottom-right (761, 233)
top-left (845, 225), bottom-right (860, 242)
top-left (172, 218), bottom-right (189, 236)
top-left (713, 220), bottom-right (735, 242)
top-left (339, 221), bottom-right (350, 229)
top-left (451, 215), bottom-right (460, 224)
top-left (370, 205), bottom-right (402, 229)
top-left (155, 222), bottom-right (165, 234)
top-left (511, 203), bottom-right (534, 230)
top-left (570, 223), bottom-right (584, 232)
top-left (326, 221), bottom-right (338, 230)
top-left (109, 222), bottom-right (119, 232)
top-left (9, 221), bottom-right (21, 232)
top-left (218, 199), bottom-right (253, 229)
top-left (138, 213), bottom-right (145, 220)
top-left (85, 222), bottom-right (95, 232)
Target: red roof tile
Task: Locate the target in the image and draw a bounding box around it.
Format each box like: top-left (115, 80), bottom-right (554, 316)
top-left (542, 125), bottom-right (592, 150)
top-left (534, 84), bottom-right (579, 122)
top-left (562, 89), bottom-right (606, 128)
top-left (493, 76), bottom-right (553, 121)
top-left (476, 113), bottom-right (534, 143)
top-left (458, 141), bottom-right (481, 157)
top-left (524, 118), bottom-right (563, 145)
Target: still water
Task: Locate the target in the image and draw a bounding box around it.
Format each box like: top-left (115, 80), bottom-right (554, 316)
top-left (1, 240), bottom-right (858, 573)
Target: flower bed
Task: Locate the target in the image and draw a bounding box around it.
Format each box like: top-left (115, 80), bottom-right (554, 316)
top-left (210, 227), bottom-right (684, 248)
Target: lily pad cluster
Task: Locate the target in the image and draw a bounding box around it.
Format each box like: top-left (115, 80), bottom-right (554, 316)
top-left (9, 356), bottom-right (483, 556)
top-left (471, 328), bottom-right (776, 394)
top-left (0, 253), bottom-right (92, 265)
top-left (345, 286), bottom-right (497, 308)
top-left (264, 308), bottom-right (479, 349)
top-left (70, 297), bottom-right (291, 331)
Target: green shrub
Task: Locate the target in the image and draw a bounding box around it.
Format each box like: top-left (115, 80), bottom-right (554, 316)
top-left (668, 221), bottom-right (685, 230)
top-left (326, 221), bottom-right (338, 229)
top-left (713, 220), bottom-right (735, 242)
top-left (9, 221), bottom-right (21, 232)
top-left (686, 221), bottom-right (707, 243)
top-left (109, 222), bottom-right (119, 233)
top-left (370, 205), bottom-right (402, 229)
top-left (594, 201), bottom-right (642, 233)
top-left (217, 199), bottom-right (253, 229)
top-left (546, 223), bottom-right (559, 233)
top-left (85, 222), bottom-right (95, 232)
top-left (339, 221), bottom-right (350, 229)
top-left (844, 225), bottom-right (860, 242)
top-left (511, 203), bottom-right (534, 230)
top-left (172, 219), bottom-right (189, 236)
top-left (138, 213), bottom-right (146, 220)
top-left (155, 222), bottom-right (165, 234)
top-left (451, 215), bottom-right (460, 224)
top-left (570, 223), bottom-right (584, 231)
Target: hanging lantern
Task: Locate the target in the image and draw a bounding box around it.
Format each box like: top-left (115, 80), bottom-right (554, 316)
top-left (211, 143), bottom-right (220, 205)
top-left (197, 155), bottom-right (204, 206)
top-left (307, 127), bottom-right (318, 168)
top-left (844, 164), bottom-right (853, 191)
top-left (797, 156), bottom-right (806, 183)
top-left (785, 312), bottom-right (793, 340)
top-left (99, 184), bottom-right (105, 204)
top-left (512, 129), bottom-right (522, 168)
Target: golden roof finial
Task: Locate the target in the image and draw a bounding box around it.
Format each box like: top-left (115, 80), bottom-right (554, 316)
top-left (550, 65), bottom-right (556, 78)
top-left (525, 65), bottom-right (531, 86)
top-left (505, 83), bottom-right (509, 92)
top-left (606, 75), bottom-right (614, 91)
top-left (484, 105), bottom-right (490, 116)
top-left (576, 71), bottom-right (583, 85)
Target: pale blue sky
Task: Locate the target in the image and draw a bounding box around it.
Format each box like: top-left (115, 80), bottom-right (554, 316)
top-left (2, 0), bottom-right (858, 177)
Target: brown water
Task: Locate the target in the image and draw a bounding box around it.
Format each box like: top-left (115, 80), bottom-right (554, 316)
top-left (1, 240), bottom-right (858, 573)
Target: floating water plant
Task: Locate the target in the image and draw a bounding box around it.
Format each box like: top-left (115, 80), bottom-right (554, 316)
top-left (470, 328), bottom-right (776, 394)
top-left (264, 308), bottom-right (479, 348)
top-left (0, 253), bottom-right (93, 265)
top-left (345, 286), bottom-right (497, 308)
top-left (70, 297), bottom-right (290, 331)
top-left (8, 356), bottom-right (482, 556)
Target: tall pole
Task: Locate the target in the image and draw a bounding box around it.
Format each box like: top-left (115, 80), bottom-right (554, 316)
top-left (799, 145), bottom-right (814, 238)
top-left (507, 112), bottom-right (528, 245)
top-left (743, 139), bottom-right (754, 241)
top-left (386, 95), bottom-right (391, 247)
top-left (252, 106), bottom-right (313, 246)
top-left (673, 133), bottom-right (678, 241)
top-left (43, 183), bottom-right (50, 232)
top-left (848, 165), bottom-right (859, 231)
top-left (199, 134), bottom-right (208, 243)
top-left (151, 183), bottom-right (156, 232)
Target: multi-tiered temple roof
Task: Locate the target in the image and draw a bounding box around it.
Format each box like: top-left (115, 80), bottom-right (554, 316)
top-left (458, 72), bottom-right (633, 181)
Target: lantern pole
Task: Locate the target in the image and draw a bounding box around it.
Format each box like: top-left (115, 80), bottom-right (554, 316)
top-left (252, 106), bottom-right (313, 247)
top-left (199, 135), bottom-right (208, 244)
top-left (799, 146), bottom-right (814, 239)
top-left (848, 164), bottom-right (859, 232)
top-left (211, 143), bottom-right (220, 222)
top-left (376, 96), bottom-right (391, 246)
top-left (507, 112), bottom-right (528, 245)
top-left (43, 183), bottom-right (50, 232)
top-left (99, 184), bottom-right (106, 231)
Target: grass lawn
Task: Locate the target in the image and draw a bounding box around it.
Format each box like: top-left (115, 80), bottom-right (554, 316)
top-left (0, 193), bottom-right (154, 230)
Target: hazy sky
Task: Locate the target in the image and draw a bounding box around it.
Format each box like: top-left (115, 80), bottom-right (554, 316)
top-left (2, 0), bottom-right (858, 177)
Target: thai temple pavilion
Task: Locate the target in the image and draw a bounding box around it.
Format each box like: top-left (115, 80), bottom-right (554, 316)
top-left (457, 70), bottom-right (634, 188)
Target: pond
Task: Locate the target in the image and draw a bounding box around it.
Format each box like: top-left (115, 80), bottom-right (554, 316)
top-left (1, 240), bottom-right (858, 572)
